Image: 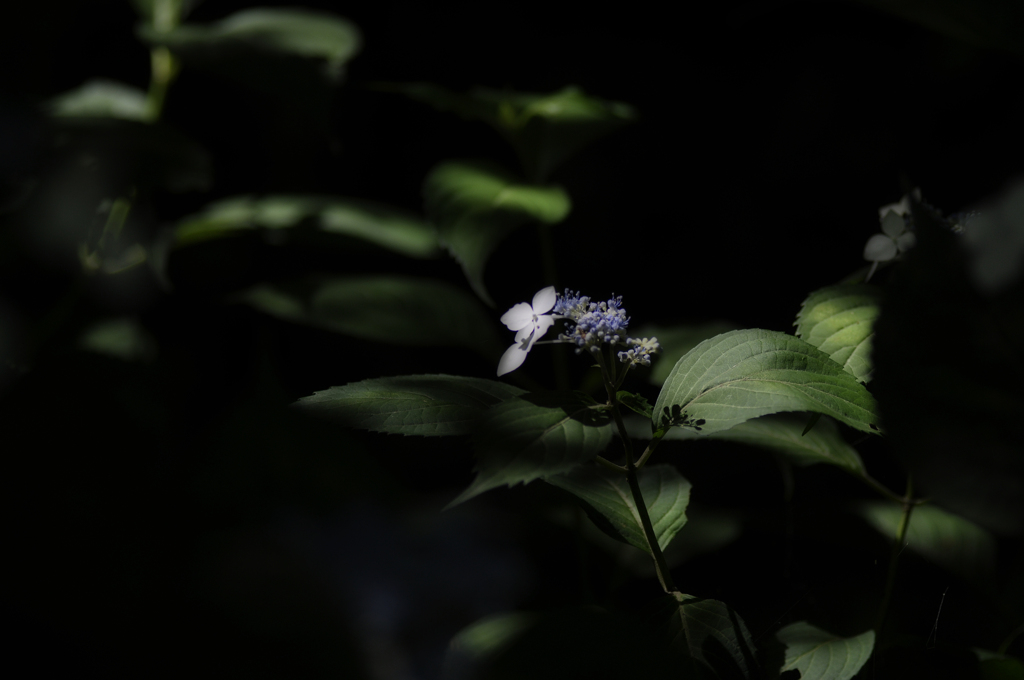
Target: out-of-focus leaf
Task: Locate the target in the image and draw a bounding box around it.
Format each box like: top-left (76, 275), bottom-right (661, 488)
top-left (634, 321), bottom-right (738, 386)
top-left (963, 178), bottom-right (1024, 294)
top-left (78, 317), bottom-right (157, 362)
top-left (709, 414), bottom-right (865, 475)
top-left (671, 593), bottom-right (759, 679)
top-left (777, 622), bottom-right (874, 680)
top-left (237, 275), bottom-right (503, 359)
top-left (131, 0), bottom-right (202, 23)
top-left (174, 195), bottom-right (438, 257)
top-left (449, 392), bottom-right (613, 506)
top-left (423, 161), bottom-right (570, 305)
top-left (387, 84), bottom-right (635, 180)
top-left (872, 196), bottom-right (1024, 534)
top-left (294, 375), bottom-right (524, 437)
top-left (974, 649), bottom-right (1024, 680)
top-left (858, 502), bottom-right (997, 585)
top-left (653, 329), bottom-right (881, 436)
top-left (46, 80), bottom-right (149, 121)
top-left (442, 612), bottom-right (537, 680)
top-left (546, 463), bottom-right (691, 554)
top-left (795, 284), bottom-right (881, 382)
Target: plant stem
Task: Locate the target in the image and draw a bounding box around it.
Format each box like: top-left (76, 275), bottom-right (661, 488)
top-left (143, 0), bottom-right (182, 123)
top-left (874, 476), bottom-right (915, 635)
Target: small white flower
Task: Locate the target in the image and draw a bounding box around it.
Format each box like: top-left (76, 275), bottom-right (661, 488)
top-left (497, 286), bottom-right (557, 376)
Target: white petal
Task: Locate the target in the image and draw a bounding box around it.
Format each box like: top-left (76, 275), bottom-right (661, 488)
top-left (881, 211), bottom-right (906, 238)
top-left (515, 326), bottom-right (534, 343)
top-left (533, 314), bottom-right (556, 341)
top-left (864, 233), bottom-right (898, 262)
top-left (497, 343), bottom-right (529, 376)
top-left (500, 302), bottom-right (534, 331)
top-left (896, 231), bottom-right (916, 252)
top-left (532, 286), bottom-right (557, 314)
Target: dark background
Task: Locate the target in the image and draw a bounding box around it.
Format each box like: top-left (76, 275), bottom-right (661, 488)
top-left (2, 1), bottom-right (1022, 677)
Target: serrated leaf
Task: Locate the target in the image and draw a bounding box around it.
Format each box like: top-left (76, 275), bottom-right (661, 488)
top-left (653, 329), bottom-right (881, 436)
top-left (616, 391), bottom-right (652, 419)
top-left (294, 375), bottom-right (524, 437)
top-left (546, 463), bottom-right (691, 554)
top-left (237, 275), bottom-right (503, 359)
top-left (387, 84), bottom-right (635, 181)
top-left (46, 79), bottom-right (150, 121)
top-left (671, 593), bottom-right (759, 679)
top-left (777, 622), bottom-right (874, 680)
top-left (449, 392), bottom-right (613, 506)
top-left (173, 194), bottom-right (438, 257)
top-left (633, 321), bottom-right (738, 386)
top-left (424, 161), bottom-right (570, 305)
top-left (795, 284), bottom-right (881, 382)
top-left (138, 8), bottom-right (361, 80)
top-left (857, 502), bottom-right (996, 585)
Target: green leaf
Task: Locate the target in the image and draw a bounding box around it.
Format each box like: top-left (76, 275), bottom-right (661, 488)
top-left (237, 275), bottom-right (504, 359)
top-left (795, 284), bottom-right (881, 382)
top-left (424, 161), bottom-right (570, 305)
top-left (653, 329), bottom-right (881, 436)
top-left (776, 622), bottom-right (874, 680)
top-left (294, 375), bottom-right (524, 437)
top-left (138, 8), bottom-right (362, 80)
top-left (78, 317), bottom-right (157, 362)
top-left (546, 463), bottom-right (691, 554)
top-left (442, 612), bottom-right (537, 680)
top-left (387, 84), bottom-right (635, 180)
top-left (450, 392), bottom-right (613, 506)
top-left (633, 321), bottom-right (738, 386)
top-left (46, 80), bottom-right (149, 121)
top-left (974, 649), bottom-right (1024, 680)
top-left (857, 502), bottom-right (997, 585)
top-left (671, 593), bottom-right (759, 679)
top-left (173, 195), bottom-right (438, 257)
top-left (616, 391), bottom-right (652, 419)
top-left (130, 0), bottom-right (201, 22)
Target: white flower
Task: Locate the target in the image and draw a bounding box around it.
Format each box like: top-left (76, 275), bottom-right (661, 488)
top-left (497, 286), bottom-right (557, 376)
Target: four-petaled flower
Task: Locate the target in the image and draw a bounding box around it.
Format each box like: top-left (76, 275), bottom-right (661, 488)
top-left (497, 286), bottom-right (558, 376)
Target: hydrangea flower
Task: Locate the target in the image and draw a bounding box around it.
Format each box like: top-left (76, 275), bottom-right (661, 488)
top-left (497, 286), bottom-right (558, 376)
top-left (864, 190), bottom-right (919, 280)
top-left (554, 290), bottom-right (630, 354)
top-left (618, 337), bottom-right (660, 367)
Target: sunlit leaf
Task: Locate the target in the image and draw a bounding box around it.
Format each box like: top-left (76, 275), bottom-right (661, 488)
top-left (653, 329), bottom-right (881, 436)
top-left (174, 195), bottom-right (438, 257)
top-left (449, 392), bottom-right (613, 506)
top-left (237, 275), bottom-right (503, 359)
top-left (777, 621), bottom-right (874, 680)
top-left (388, 84), bottom-right (635, 180)
top-left (424, 161), bottom-right (571, 305)
top-left (136, 7), bottom-right (360, 78)
top-left (46, 80), bottom-right (149, 121)
top-left (857, 502), bottom-right (997, 585)
top-left (671, 593), bottom-right (759, 679)
top-left (294, 375), bottom-right (524, 437)
top-left (795, 284), bottom-right (881, 382)
top-left (546, 463), bottom-right (691, 554)
top-left (634, 321), bottom-right (738, 386)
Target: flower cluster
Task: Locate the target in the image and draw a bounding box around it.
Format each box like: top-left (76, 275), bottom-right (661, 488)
top-left (617, 336), bottom-right (661, 367)
top-left (554, 290), bottom-right (630, 354)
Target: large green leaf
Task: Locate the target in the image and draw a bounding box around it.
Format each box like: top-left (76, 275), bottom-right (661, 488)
top-left (237, 275), bottom-right (503, 359)
top-left (294, 375), bottom-right (524, 437)
top-left (449, 392), bottom-right (613, 506)
top-left (857, 502), bottom-right (997, 585)
top-left (795, 284), bottom-right (881, 382)
top-left (671, 593), bottom-right (759, 679)
top-left (424, 161), bottom-right (571, 305)
top-left (546, 463), bottom-right (691, 554)
top-left (139, 8), bottom-right (361, 78)
top-left (633, 321), bottom-right (738, 386)
top-left (46, 80), bottom-right (150, 122)
top-left (974, 649), bottom-right (1024, 680)
top-left (653, 329), bottom-right (881, 436)
top-left (173, 195), bottom-right (438, 258)
top-left (389, 84), bottom-right (635, 181)
top-left (776, 622), bottom-right (874, 680)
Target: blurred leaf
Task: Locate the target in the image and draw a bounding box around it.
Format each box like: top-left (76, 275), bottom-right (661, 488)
top-left (78, 317), bottom-right (157, 361)
top-left (138, 7), bottom-right (362, 91)
top-left (653, 329), bottom-right (881, 436)
top-left (671, 593), bottom-right (759, 679)
top-left (776, 622), bottom-right (874, 680)
top-left (174, 195), bottom-right (438, 257)
top-left (795, 284), bottom-right (881, 382)
top-left (46, 80), bottom-right (149, 121)
top-left (858, 502), bottom-right (997, 585)
top-left (974, 649), bottom-right (1024, 680)
top-left (293, 375), bottom-right (524, 437)
top-left (424, 161), bottom-right (571, 305)
top-left (449, 392), bottom-right (613, 506)
top-left (131, 0), bottom-right (202, 22)
top-left (388, 83), bottom-right (635, 180)
top-left (963, 178), bottom-right (1024, 294)
top-left (872, 197), bottom-right (1024, 534)
top-left (546, 463), bottom-right (691, 553)
top-left (709, 414), bottom-right (865, 475)
top-left (237, 275), bottom-right (504, 359)
top-left (442, 612), bottom-right (537, 680)
top-left (635, 321), bottom-right (738, 386)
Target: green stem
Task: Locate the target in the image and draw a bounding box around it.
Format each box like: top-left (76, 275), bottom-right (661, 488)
top-left (143, 0), bottom-right (183, 123)
top-left (874, 476), bottom-right (915, 635)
